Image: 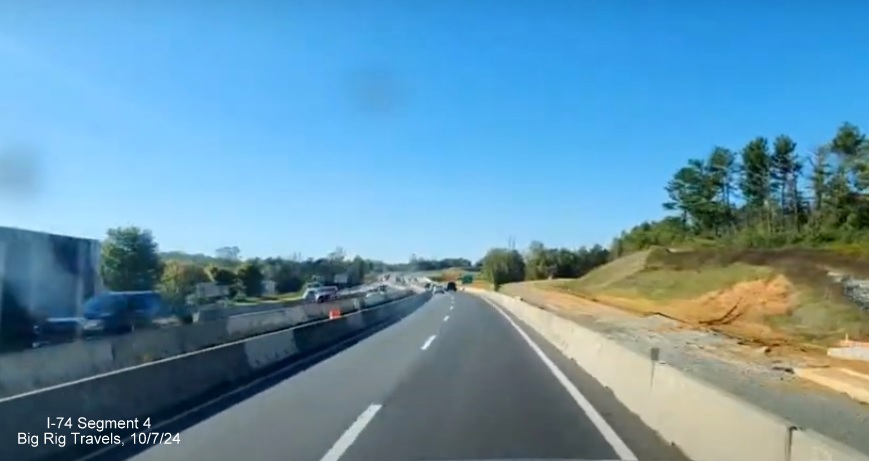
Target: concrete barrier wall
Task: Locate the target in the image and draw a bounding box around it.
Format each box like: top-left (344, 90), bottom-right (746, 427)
top-left (199, 292), bottom-right (363, 321)
top-left (472, 289), bottom-right (869, 461)
top-left (790, 428), bottom-right (868, 461)
top-left (0, 290), bottom-right (413, 398)
top-left (0, 291), bottom-right (431, 461)
top-left (0, 340), bottom-right (115, 396)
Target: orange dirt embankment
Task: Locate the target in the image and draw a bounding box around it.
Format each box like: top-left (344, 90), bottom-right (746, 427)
top-left (513, 280), bottom-right (869, 376)
top-left (591, 275), bottom-right (795, 344)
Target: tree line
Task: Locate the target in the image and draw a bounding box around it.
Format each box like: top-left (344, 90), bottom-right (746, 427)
top-left (474, 122), bottom-right (869, 288)
top-left (609, 122), bottom-right (869, 256)
top-left (101, 227), bottom-right (484, 307)
top-left (407, 255), bottom-right (474, 272)
top-left (478, 242), bottom-right (611, 289)
top-left (100, 227), bottom-right (405, 306)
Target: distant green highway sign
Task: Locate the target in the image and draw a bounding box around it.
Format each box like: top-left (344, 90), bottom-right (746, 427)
top-left (461, 274), bottom-right (474, 284)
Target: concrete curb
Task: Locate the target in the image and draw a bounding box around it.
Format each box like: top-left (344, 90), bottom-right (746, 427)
top-left (471, 289), bottom-right (869, 461)
top-left (0, 291), bottom-right (432, 461)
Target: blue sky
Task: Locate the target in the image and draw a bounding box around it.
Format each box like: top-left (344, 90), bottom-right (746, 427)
top-left (1, 2), bottom-right (867, 262)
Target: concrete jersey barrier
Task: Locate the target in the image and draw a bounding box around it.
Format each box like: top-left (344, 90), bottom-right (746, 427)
top-left (0, 291), bottom-right (431, 461)
top-left (470, 289), bottom-right (869, 461)
top-left (198, 291), bottom-right (367, 321)
top-left (0, 290), bottom-right (413, 398)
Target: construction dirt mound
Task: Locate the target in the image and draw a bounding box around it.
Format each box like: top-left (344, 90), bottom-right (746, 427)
top-left (669, 275), bottom-right (796, 343)
top-left (550, 247), bottom-right (869, 347)
top-left (586, 276), bottom-right (797, 345)
top-left (693, 275), bottom-right (793, 324)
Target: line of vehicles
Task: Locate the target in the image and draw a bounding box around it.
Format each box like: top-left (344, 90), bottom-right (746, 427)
top-left (70, 277), bottom-right (401, 345)
top-left (302, 281), bottom-right (392, 304)
top-left (30, 281), bottom-right (393, 349)
top-left (428, 281), bottom-right (457, 294)
top-left (30, 291), bottom-right (168, 347)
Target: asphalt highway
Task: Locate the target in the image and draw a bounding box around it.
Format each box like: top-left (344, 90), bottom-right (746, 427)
top-left (119, 292), bottom-right (687, 461)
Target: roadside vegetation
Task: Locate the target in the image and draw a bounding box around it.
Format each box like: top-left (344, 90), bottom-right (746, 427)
top-left (100, 228), bottom-right (372, 307)
top-left (477, 244), bottom-right (612, 290)
top-left (479, 122), bottom-right (869, 346)
top-left (100, 228), bottom-right (475, 310)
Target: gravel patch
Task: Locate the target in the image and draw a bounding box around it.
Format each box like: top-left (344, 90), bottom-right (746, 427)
top-left (507, 286), bottom-right (869, 455)
top-left (829, 270), bottom-right (869, 312)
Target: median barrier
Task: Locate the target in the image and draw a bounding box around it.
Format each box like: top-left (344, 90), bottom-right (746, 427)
top-left (0, 340), bottom-right (253, 461)
top-left (110, 319), bottom-right (232, 369)
top-left (198, 293), bottom-right (362, 321)
top-left (472, 289), bottom-right (869, 461)
top-left (0, 292), bottom-right (404, 399)
top-left (363, 293), bottom-right (386, 306)
top-left (241, 327), bottom-right (300, 370)
top-left (790, 428), bottom-right (869, 461)
top-left (0, 340), bottom-right (115, 398)
top-left (225, 305), bottom-right (309, 337)
top-left (0, 319), bottom-right (233, 398)
top-left (0, 290), bottom-right (432, 461)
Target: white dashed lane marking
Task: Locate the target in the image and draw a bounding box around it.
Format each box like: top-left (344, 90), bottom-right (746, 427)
top-left (318, 404), bottom-right (382, 461)
top-left (420, 335), bottom-right (437, 351)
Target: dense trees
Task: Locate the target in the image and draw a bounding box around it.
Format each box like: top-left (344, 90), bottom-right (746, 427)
top-left (100, 227), bottom-right (164, 291)
top-left (476, 123), bottom-right (869, 290)
top-left (525, 242), bottom-right (610, 280)
top-left (612, 122), bottom-right (869, 256)
top-left (205, 265), bottom-right (238, 287)
top-left (407, 255), bottom-right (473, 272)
top-left (479, 242), bottom-right (611, 290)
top-left (236, 262), bottom-right (265, 297)
top-left (481, 248), bottom-right (526, 289)
top-left (159, 261), bottom-right (209, 306)
top-left (100, 231), bottom-right (391, 305)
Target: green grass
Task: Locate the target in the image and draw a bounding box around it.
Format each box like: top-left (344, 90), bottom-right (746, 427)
top-left (524, 246), bottom-right (869, 344)
top-left (591, 263), bottom-right (774, 301)
top-left (557, 247), bottom-right (776, 301)
top-left (568, 249), bottom-right (653, 293)
top-left (766, 284), bottom-right (869, 344)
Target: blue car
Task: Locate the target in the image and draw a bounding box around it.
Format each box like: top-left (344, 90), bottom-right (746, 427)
top-left (81, 291), bottom-right (164, 335)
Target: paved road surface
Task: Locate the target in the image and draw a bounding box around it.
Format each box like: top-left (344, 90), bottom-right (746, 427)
top-left (112, 293), bottom-right (687, 461)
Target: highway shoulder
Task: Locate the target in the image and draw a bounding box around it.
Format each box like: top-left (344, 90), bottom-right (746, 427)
top-left (486, 294), bottom-right (689, 461)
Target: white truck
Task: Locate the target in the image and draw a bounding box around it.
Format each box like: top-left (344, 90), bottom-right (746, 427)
top-left (303, 286), bottom-right (338, 303)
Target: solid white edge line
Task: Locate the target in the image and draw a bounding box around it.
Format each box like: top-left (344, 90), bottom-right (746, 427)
top-left (443, 315), bottom-right (450, 322)
top-left (421, 334), bottom-right (437, 350)
top-left (483, 298), bottom-right (638, 461)
top-left (318, 403), bottom-right (382, 461)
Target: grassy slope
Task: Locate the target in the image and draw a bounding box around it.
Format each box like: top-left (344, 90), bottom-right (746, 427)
top-left (539, 246), bottom-right (869, 345)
